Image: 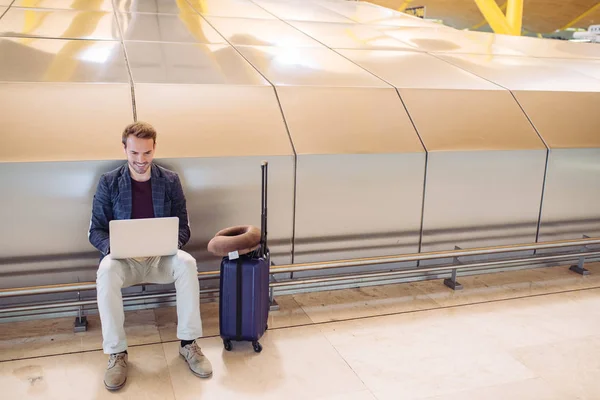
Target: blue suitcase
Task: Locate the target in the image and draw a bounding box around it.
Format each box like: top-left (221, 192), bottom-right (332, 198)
top-left (219, 161), bottom-right (270, 353)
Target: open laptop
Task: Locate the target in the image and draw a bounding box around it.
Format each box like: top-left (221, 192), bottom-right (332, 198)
top-left (109, 217), bottom-right (179, 259)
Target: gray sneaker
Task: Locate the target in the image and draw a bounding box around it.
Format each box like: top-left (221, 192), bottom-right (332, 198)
top-left (179, 341), bottom-right (213, 378)
top-left (104, 352), bottom-right (128, 391)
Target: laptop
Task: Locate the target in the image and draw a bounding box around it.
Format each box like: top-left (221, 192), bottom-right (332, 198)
top-left (109, 217), bottom-right (179, 259)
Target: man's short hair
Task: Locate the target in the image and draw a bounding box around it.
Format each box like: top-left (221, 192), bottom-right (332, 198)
top-left (122, 121), bottom-right (157, 146)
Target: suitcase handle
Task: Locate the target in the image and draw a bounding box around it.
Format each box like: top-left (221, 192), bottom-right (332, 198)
top-left (261, 161), bottom-right (268, 258)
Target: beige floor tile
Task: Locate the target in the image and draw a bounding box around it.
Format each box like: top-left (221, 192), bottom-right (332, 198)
top-left (155, 295), bottom-right (312, 342)
top-left (511, 334), bottom-right (600, 400)
top-left (155, 301), bottom-right (220, 342)
top-left (420, 377), bottom-right (575, 400)
top-left (318, 305), bottom-right (482, 348)
top-left (417, 263), bottom-right (600, 308)
top-left (0, 344), bottom-right (175, 400)
top-left (163, 325), bottom-right (367, 400)
top-left (293, 282), bottom-right (439, 323)
top-left (465, 288), bottom-right (600, 349)
top-left (349, 336), bottom-right (535, 400)
top-left (499, 263), bottom-right (600, 295)
top-left (315, 390), bottom-right (377, 400)
top-left (81, 309), bottom-right (162, 351)
top-left (586, 261), bottom-right (600, 274)
top-left (415, 274), bottom-right (523, 308)
top-left (382, 287), bottom-right (600, 353)
top-left (0, 316), bottom-right (84, 361)
top-left (0, 309), bottom-right (161, 361)
top-left (268, 295), bottom-right (313, 328)
top-left (319, 305), bottom-right (536, 399)
top-left (317, 287), bottom-right (600, 399)
top-left (449, 302), bottom-right (568, 350)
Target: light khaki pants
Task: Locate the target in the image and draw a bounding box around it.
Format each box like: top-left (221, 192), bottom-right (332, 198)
top-left (96, 250), bottom-right (203, 354)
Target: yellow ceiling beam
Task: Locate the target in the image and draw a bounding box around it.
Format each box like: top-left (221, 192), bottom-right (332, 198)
top-left (473, 0), bottom-right (524, 35)
top-left (560, 2), bottom-right (600, 31)
top-left (471, 1), bottom-right (506, 30)
top-left (396, 0), bottom-right (414, 12)
top-left (505, 0), bottom-right (523, 35)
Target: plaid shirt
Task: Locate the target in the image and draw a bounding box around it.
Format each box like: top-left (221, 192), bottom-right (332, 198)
top-left (88, 163), bottom-right (191, 258)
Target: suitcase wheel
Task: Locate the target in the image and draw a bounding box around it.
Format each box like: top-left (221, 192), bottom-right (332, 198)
top-left (252, 341), bottom-right (262, 353)
top-left (223, 339), bottom-right (232, 351)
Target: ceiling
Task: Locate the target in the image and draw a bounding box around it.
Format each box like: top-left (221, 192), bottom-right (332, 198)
top-left (366, 0), bottom-right (600, 34)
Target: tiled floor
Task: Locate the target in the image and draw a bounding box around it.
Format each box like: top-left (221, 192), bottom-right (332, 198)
top-left (1, 263), bottom-right (600, 399)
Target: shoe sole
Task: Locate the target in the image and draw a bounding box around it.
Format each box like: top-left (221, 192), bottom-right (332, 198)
top-left (104, 377), bottom-right (127, 391)
top-left (179, 354), bottom-right (212, 378)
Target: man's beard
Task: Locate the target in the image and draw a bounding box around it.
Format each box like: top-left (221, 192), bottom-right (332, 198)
top-left (131, 161), bottom-right (150, 174)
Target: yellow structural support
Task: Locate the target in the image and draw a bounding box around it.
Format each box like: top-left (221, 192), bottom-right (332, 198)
top-left (396, 0), bottom-right (414, 12)
top-left (471, 1), bottom-right (506, 30)
top-left (473, 0), bottom-right (523, 36)
top-left (506, 0), bottom-right (523, 35)
top-left (560, 2), bottom-right (600, 31)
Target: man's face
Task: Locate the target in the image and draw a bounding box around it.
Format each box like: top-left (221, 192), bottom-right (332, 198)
top-left (124, 135), bottom-right (155, 175)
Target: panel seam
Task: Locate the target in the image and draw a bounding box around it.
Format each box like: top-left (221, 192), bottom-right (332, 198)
top-left (111, 0), bottom-right (137, 121)
top-left (185, 0), bottom-right (298, 264)
top-left (432, 53), bottom-right (551, 248)
top-left (258, 7), bottom-right (431, 258)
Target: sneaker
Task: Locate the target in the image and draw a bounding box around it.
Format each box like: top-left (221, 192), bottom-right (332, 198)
top-left (104, 352), bottom-right (128, 391)
top-left (179, 341), bottom-right (213, 378)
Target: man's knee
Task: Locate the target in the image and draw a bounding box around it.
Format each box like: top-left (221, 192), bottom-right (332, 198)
top-left (97, 255), bottom-right (124, 286)
top-left (175, 250), bottom-right (198, 274)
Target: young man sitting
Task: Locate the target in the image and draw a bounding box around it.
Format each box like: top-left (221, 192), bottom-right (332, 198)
top-left (89, 122), bottom-right (212, 391)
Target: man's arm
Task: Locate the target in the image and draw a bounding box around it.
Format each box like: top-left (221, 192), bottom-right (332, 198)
top-left (88, 174), bottom-right (112, 256)
top-left (172, 174), bottom-right (191, 249)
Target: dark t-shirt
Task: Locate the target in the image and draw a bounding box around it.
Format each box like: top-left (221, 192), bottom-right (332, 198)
top-left (131, 178), bottom-right (154, 219)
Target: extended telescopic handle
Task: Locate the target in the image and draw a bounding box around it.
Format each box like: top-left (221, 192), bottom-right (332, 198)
top-left (260, 161), bottom-right (268, 258)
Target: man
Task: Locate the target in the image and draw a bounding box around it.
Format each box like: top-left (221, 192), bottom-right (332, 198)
top-left (89, 121), bottom-right (212, 391)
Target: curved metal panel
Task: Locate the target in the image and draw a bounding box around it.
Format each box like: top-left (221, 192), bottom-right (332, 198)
top-left (114, 0), bottom-right (196, 14)
top-left (439, 54), bottom-right (600, 92)
top-left (399, 88), bottom-right (546, 151)
top-left (538, 149), bottom-right (600, 243)
top-left (0, 8), bottom-right (120, 40)
top-left (124, 41), bottom-right (269, 85)
top-left (12, 0), bottom-right (115, 11)
top-left (1, 83), bottom-right (134, 163)
top-left (0, 37), bottom-right (133, 163)
top-left (513, 91), bottom-right (600, 149)
top-left (125, 41), bottom-right (293, 156)
top-left (315, 0), bottom-right (443, 28)
top-left (378, 26), bottom-right (526, 55)
top-left (117, 12), bottom-right (226, 44)
top-left (337, 49), bottom-right (500, 90)
top-left (275, 86), bottom-right (423, 155)
top-left (293, 153), bottom-right (426, 264)
top-left (420, 150), bottom-right (547, 253)
top-left (547, 58), bottom-right (600, 81)
top-left (0, 160), bottom-right (121, 259)
top-left (134, 84), bottom-right (293, 158)
top-left (204, 16), bottom-right (322, 47)
top-left (0, 156), bottom-right (295, 284)
top-left (164, 156), bottom-right (295, 268)
top-left (0, 37), bottom-right (129, 83)
top-left (288, 21), bottom-right (416, 50)
top-left (251, 0), bottom-right (353, 23)
top-left (235, 45), bottom-right (388, 87)
top-left (511, 90), bottom-right (600, 247)
top-left (491, 33), bottom-right (600, 59)
top-left (187, 0), bottom-right (277, 19)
